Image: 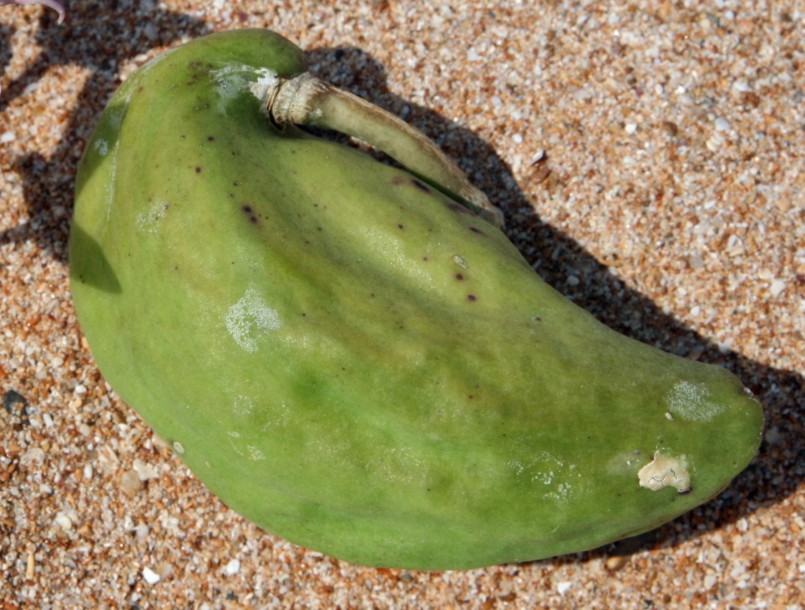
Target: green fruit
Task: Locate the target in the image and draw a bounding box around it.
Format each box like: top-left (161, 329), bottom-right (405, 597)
top-left (69, 29), bottom-right (763, 570)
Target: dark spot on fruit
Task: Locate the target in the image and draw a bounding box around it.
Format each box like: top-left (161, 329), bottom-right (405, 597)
top-left (233, 180), bottom-right (240, 187)
top-left (422, 256), bottom-right (430, 262)
top-left (533, 315), bottom-right (542, 323)
top-left (242, 205), bottom-right (258, 224)
top-left (467, 294), bottom-right (477, 302)
top-left (455, 273), bottom-right (465, 280)
top-left (207, 135), bottom-right (216, 141)
top-left (195, 166), bottom-right (202, 173)
top-left (180, 134), bottom-right (186, 140)
top-left (469, 226), bottom-right (486, 236)
top-left (398, 223), bottom-right (404, 230)
top-left (411, 179), bottom-right (431, 193)
top-left (468, 394), bottom-right (474, 400)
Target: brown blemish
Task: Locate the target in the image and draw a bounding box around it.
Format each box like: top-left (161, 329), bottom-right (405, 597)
top-left (455, 273), bottom-right (465, 280)
top-left (195, 166), bottom-right (202, 173)
top-left (449, 202), bottom-right (472, 215)
top-left (469, 226), bottom-right (486, 236)
top-left (411, 179), bottom-right (432, 194)
top-left (207, 135), bottom-right (216, 141)
top-left (398, 223), bottom-right (405, 230)
top-left (467, 294), bottom-right (477, 302)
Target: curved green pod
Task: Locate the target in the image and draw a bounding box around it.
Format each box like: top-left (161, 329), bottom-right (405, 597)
top-left (69, 29), bottom-right (763, 570)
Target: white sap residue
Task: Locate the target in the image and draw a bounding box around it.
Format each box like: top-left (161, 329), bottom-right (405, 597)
top-left (135, 200), bottom-right (169, 234)
top-left (665, 381), bottom-right (726, 422)
top-left (232, 395), bottom-right (255, 418)
top-left (248, 67), bottom-right (281, 103)
top-left (247, 445), bottom-right (266, 461)
top-left (94, 139), bottom-right (109, 157)
top-left (211, 64), bottom-right (279, 113)
top-left (225, 287), bottom-right (282, 353)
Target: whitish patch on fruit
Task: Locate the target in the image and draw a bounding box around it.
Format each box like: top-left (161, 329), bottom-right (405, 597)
top-left (99, 136), bottom-right (120, 223)
top-left (225, 287), bottom-right (282, 353)
top-left (211, 64), bottom-right (275, 113)
top-left (665, 381), bottom-right (726, 422)
top-left (93, 139), bottom-right (109, 157)
top-left (248, 67), bottom-right (280, 103)
top-left (365, 446), bottom-right (427, 485)
top-left (136, 200), bottom-right (169, 234)
top-left (638, 451), bottom-right (690, 493)
top-left (507, 452), bottom-right (582, 503)
top-left (247, 445), bottom-right (266, 461)
top-left (233, 395), bottom-right (255, 418)
top-left (606, 450), bottom-right (644, 477)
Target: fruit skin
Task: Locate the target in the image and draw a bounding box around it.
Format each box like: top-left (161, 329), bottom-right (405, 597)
top-left (70, 29), bottom-right (764, 570)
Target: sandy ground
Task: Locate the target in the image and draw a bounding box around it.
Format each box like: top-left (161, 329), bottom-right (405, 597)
top-left (0, 1), bottom-right (802, 608)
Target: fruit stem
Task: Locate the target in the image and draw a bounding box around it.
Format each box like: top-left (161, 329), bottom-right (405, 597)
top-left (264, 73), bottom-right (503, 227)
